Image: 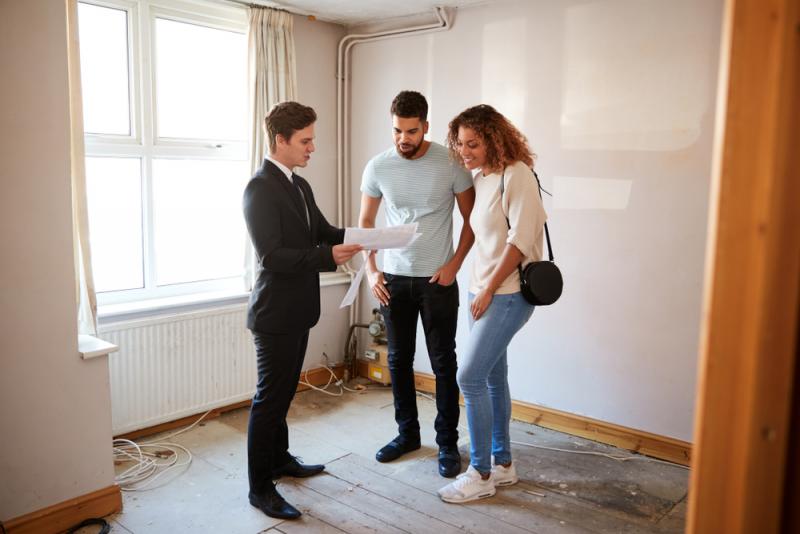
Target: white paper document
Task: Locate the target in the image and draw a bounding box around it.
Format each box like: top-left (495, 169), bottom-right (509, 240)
top-left (339, 263), bottom-right (367, 309)
top-left (338, 223), bottom-right (421, 308)
top-left (343, 223), bottom-right (420, 250)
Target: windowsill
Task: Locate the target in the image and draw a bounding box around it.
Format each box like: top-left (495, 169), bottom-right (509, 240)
top-left (79, 334), bottom-right (119, 360)
top-left (98, 288), bottom-right (250, 324)
top-left (97, 271), bottom-right (353, 325)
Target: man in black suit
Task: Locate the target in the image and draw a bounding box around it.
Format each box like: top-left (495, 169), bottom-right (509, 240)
top-left (243, 101), bottom-right (361, 520)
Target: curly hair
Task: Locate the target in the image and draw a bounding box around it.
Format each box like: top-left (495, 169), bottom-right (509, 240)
top-left (390, 91), bottom-right (428, 121)
top-left (446, 104), bottom-right (534, 171)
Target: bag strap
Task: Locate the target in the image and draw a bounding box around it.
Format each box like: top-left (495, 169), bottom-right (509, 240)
top-left (498, 167), bottom-right (555, 262)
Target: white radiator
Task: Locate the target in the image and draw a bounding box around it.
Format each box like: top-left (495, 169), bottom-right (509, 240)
top-left (100, 304), bottom-right (256, 435)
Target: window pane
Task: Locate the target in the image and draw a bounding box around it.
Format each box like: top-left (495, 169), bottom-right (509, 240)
top-left (154, 18), bottom-right (246, 141)
top-left (78, 3), bottom-right (131, 135)
top-left (152, 159), bottom-right (249, 286)
top-left (85, 157), bottom-right (144, 292)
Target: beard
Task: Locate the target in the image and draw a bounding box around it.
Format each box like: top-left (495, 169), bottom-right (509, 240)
top-left (396, 140), bottom-right (423, 160)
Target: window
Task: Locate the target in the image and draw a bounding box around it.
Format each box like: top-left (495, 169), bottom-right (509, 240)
top-left (78, 0), bottom-right (249, 306)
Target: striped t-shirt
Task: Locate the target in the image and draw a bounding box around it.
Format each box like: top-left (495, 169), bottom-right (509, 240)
top-left (361, 141), bottom-right (474, 277)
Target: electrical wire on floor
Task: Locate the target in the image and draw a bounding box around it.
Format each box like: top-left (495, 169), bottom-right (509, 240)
top-left (112, 409), bottom-right (213, 491)
top-left (298, 352), bottom-right (388, 396)
top-left (417, 391), bottom-right (435, 402)
top-left (417, 393), bottom-right (689, 471)
top-left (115, 354), bottom-right (386, 489)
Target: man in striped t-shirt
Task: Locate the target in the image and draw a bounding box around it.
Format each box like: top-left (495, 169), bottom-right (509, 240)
top-left (359, 91), bottom-right (475, 478)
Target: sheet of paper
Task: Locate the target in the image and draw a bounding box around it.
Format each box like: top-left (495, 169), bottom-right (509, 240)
top-left (343, 223), bottom-right (419, 249)
top-left (339, 263), bottom-right (366, 309)
top-left (339, 223), bottom-right (421, 308)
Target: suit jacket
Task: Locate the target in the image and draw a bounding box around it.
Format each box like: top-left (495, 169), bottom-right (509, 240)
top-left (243, 159), bottom-right (345, 334)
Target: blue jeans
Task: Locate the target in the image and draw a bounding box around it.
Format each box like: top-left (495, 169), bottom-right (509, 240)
top-left (458, 291), bottom-right (534, 474)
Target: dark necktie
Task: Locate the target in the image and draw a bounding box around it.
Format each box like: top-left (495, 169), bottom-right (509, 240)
top-left (291, 176), bottom-right (309, 227)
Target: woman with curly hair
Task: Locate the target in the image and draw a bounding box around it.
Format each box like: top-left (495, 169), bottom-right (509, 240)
top-left (437, 104), bottom-right (547, 503)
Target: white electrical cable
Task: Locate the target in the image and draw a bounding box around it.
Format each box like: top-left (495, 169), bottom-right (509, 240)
top-left (298, 359), bottom-right (379, 396)
top-left (113, 409), bottom-right (213, 491)
top-left (113, 438), bottom-right (194, 491)
top-left (141, 410), bottom-right (213, 444)
top-left (417, 391), bottom-right (435, 402)
top-left (299, 365), bottom-right (344, 396)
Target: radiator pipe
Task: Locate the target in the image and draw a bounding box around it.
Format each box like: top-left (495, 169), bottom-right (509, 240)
top-left (343, 322), bottom-right (369, 382)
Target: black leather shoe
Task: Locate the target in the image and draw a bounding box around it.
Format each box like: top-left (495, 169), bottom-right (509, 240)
top-left (375, 436), bottom-right (421, 463)
top-left (438, 445), bottom-right (462, 478)
top-left (272, 457), bottom-right (325, 479)
top-left (249, 487), bottom-right (301, 519)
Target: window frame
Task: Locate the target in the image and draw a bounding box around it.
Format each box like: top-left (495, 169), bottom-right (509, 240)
top-left (80, 0), bottom-right (250, 307)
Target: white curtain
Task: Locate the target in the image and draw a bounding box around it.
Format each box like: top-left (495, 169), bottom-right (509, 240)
top-left (66, 0), bottom-right (98, 334)
top-left (244, 7), bottom-right (297, 289)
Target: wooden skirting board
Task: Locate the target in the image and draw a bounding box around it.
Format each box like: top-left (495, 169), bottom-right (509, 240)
top-left (3, 485), bottom-right (121, 534)
top-left (116, 364), bottom-right (345, 441)
top-left (411, 370), bottom-right (692, 467)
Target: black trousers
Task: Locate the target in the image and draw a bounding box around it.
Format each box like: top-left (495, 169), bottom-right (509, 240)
top-left (247, 329), bottom-right (309, 495)
top-left (381, 273), bottom-right (460, 447)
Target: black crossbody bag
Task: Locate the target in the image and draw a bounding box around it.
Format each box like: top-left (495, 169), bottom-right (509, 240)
top-left (499, 168), bottom-right (563, 306)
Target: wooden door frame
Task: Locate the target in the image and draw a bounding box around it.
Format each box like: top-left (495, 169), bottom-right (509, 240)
top-left (687, 0), bottom-right (800, 531)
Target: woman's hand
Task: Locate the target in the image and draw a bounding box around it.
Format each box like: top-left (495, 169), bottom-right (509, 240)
top-left (471, 288), bottom-right (493, 320)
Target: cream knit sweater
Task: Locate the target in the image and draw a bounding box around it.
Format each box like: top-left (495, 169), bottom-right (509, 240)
top-left (469, 160), bottom-right (547, 295)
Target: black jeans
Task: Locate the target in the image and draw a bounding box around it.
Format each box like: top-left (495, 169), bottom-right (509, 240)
top-left (381, 273), bottom-right (460, 447)
top-left (247, 329), bottom-right (309, 494)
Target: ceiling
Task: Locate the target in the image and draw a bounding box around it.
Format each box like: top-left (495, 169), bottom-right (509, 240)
top-left (249, 0), bottom-right (496, 27)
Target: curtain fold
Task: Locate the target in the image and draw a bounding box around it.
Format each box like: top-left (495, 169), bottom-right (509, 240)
top-left (66, 0), bottom-right (98, 335)
top-left (244, 7), bottom-right (298, 289)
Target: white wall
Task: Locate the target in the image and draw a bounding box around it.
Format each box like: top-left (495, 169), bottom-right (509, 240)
top-left (349, 0), bottom-right (724, 441)
top-left (294, 13), bottom-right (344, 224)
top-left (293, 14), bottom-right (351, 368)
top-left (0, 0), bottom-right (116, 521)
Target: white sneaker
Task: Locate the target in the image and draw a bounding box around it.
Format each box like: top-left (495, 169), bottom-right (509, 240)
top-left (437, 465), bottom-right (496, 503)
top-left (491, 461), bottom-right (519, 486)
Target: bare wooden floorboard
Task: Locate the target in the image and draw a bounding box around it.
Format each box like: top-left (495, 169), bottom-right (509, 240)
top-left (268, 513), bottom-right (349, 534)
top-left (652, 498), bottom-right (687, 533)
top-left (508, 423), bottom-right (687, 523)
top-left (499, 480), bottom-right (665, 534)
top-left (357, 448), bottom-right (672, 534)
top-left (324, 453), bottom-right (537, 534)
top-left (276, 480), bottom-right (408, 533)
top-left (105, 389), bottom-right (687, 534)
top-left (295, 464), bottom-right (467, 534)
top-left (337, 452), bottom-right (605, 534)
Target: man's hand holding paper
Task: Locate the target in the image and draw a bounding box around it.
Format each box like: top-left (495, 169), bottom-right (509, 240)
top-left (339, 223), bottom-right (422, 308)
top-left (343, 222), bottom-right (420, 250)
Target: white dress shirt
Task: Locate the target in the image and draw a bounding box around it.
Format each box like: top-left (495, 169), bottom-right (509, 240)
top-left (266, 155), bottom-right (309, 224)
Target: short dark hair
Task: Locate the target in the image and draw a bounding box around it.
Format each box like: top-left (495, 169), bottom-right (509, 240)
top-left (390, 91), bottom-right (428, 121)
top-left (265, 101), bottom-right (317, 151)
